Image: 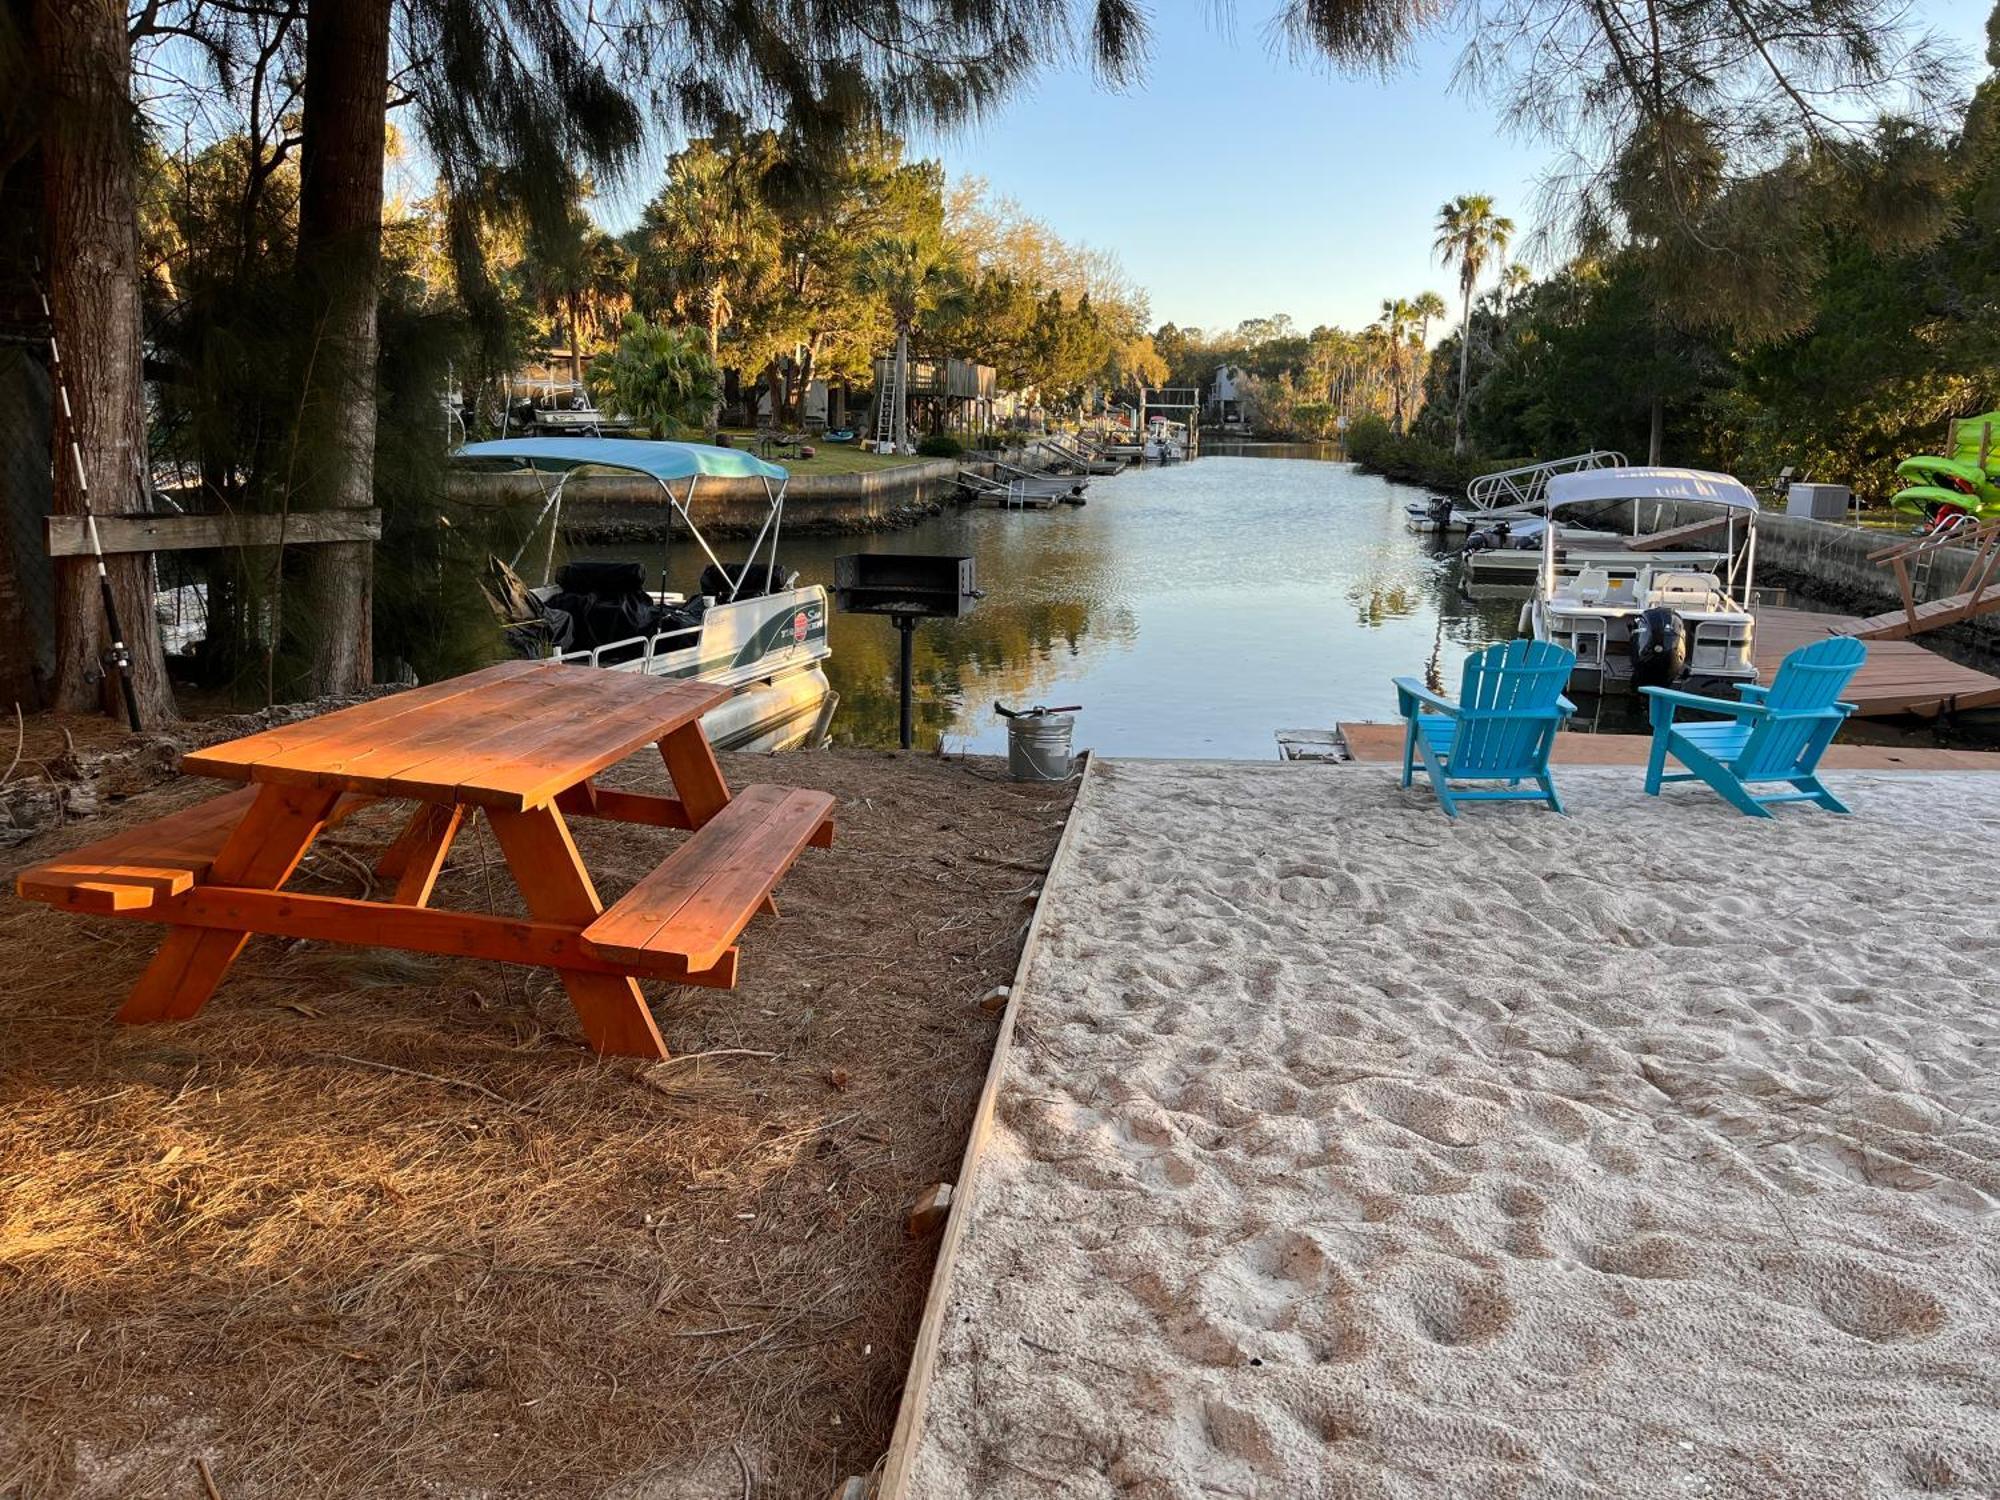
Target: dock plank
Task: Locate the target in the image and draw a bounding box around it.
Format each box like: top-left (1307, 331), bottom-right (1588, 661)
top-left (1754, 607), bottom-right (2000, 718)
top-left (1333, 722), bottom-right (2000, 771)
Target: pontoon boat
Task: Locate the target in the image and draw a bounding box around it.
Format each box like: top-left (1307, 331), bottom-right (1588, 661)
top-left (456, 436), bottom-right (836, 751)
top-left (1522, 467), bottom-right (1761, 694)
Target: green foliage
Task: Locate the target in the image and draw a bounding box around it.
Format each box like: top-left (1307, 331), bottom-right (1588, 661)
top-left (916, 433), bottom-right (963, 456)
top-left (586, 314), bottom-right (722, 439)
top-left (1346, 413), bottom-right (1525, 493)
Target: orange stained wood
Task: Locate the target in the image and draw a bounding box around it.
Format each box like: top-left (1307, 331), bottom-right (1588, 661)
top-left (18, 789), bottom-right (373, 913)
top-left (658, 720), bottom-right (734, 827)
top-left (182, 662), bottom-right (731, 811)
top-left (389, 804), bottom-right (465, 906)
top-left (153, 886), bottom-right (739, 988)
top-left (119, 785), bottom-right (342, 1024)
top-left (583, 784), bottom-right (836, 972)
top-left (486, 801), bottom-right (670, 1059)
top-left (18, 664), bottom-right (837, 1060)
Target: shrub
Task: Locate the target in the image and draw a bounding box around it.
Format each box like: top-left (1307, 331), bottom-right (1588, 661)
top-left (916, 433), bottom-right (964, 458)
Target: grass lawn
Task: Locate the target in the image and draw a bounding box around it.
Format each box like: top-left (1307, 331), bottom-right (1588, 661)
top-left (714, 429), bottom-right (937, 476)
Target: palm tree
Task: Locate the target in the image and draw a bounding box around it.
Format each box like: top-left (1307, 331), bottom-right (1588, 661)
top-left (1412, 290), bottom-right (1447, 348)
top-left (1410, 290), bottom-right (1447, 427)
top-left (1499, 262), bottom-right (1532, 309)
top-left (635, 140), bottom-right (777, 436)
top-left (586, 314), bottom-right (720, 438)
top-left (1376, 298), bottom-right (1416, 434)
top-left (852, 232), bottom-right (959, 452)
top-left (1434, 194), bottom-right (1515, 455)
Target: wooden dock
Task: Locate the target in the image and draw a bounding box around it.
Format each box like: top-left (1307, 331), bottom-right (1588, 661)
top-left (1755, 607), bottom-right (2000, 718)
top-left (1332, 721), bottom-right (2000, 771)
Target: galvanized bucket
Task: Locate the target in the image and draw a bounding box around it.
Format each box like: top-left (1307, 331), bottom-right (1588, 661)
top-left (1006, 711), bottom-right (1075, 782)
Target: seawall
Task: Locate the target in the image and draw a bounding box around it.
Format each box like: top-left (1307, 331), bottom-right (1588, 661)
top-left (446, 438), bottom-right (1073, 541)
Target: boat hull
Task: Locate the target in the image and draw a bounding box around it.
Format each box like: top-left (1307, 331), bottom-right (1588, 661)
top-left (550, 584), bottom-right (838, 748)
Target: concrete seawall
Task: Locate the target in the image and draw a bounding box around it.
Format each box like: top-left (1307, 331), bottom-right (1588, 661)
top-left (447, 438), bottom-right (1073, 540)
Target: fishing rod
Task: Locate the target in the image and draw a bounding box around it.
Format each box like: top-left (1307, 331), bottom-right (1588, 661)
top-left (32, 261), bottom-right (143, 732)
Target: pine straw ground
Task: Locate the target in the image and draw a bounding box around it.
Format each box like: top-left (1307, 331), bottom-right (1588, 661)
top-left (0, 748), bottom-right (1074, 1499)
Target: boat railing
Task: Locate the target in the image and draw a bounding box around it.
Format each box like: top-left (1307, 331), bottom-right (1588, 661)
top-left (1467, 451), bottom-right (1627, 513)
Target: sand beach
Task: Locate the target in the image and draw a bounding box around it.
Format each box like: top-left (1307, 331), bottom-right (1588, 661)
top-left (906, 761), bottom-right (2000, 1499)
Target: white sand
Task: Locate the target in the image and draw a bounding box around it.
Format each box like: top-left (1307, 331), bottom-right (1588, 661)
top-left (906, 762), bottom-right (2000, 1499)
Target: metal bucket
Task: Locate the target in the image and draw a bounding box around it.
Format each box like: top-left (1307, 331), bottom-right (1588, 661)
top-left (1006, 711), bottom-right (1075, 782)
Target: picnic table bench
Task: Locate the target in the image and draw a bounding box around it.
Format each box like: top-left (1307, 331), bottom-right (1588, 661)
top-left (15, 661), bottom-right (833, 1059)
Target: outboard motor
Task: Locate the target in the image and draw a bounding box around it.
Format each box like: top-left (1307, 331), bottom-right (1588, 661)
top-left (1425, 495), bottom-right (1455, 529)
top-left (1630, 606), bottom-right (1687, 689)
top-left (1464, 519), bottom-right (1514, 553)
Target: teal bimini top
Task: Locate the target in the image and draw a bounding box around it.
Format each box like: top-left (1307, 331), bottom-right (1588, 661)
top-left (454, 435), bottom-right (790, 483)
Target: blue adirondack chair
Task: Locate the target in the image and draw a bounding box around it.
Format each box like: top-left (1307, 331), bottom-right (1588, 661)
top-left (1394, 639), bottom-right (1579, 816)
top-left (1640, 635), bottom-right (1867, 816)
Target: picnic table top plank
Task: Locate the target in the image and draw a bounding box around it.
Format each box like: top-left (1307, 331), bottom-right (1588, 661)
top-left (183, 663), bottom-right (731, 809)
top-left (178, 661), bottom-right (544, 774)
top-left (194, 670), bottom-right (582, 795)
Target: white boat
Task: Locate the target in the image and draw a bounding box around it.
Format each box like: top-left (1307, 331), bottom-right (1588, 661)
top-left (1521, 466), bottom-right (1761, 695)
top-left (457, 436), bottom-right (837, 752)
top-left (1142, 417), bottom-right (1189, 463)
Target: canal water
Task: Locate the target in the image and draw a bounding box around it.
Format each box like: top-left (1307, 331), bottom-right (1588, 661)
top-left (613, 450), bottom-right (1996, 757)
top-left (641, 452), bottom-right (1529, 758)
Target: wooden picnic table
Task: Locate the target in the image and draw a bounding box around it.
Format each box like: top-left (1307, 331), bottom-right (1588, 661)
top-left (15, 661), bottom-right (834, 1059)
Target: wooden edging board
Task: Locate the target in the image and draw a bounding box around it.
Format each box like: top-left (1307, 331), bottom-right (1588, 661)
top-left (872, 750), bottom-right (1101, 1499)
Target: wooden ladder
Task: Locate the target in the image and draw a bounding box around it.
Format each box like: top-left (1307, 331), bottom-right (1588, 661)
top-left (1848, 516), bottom-right (2000, 640)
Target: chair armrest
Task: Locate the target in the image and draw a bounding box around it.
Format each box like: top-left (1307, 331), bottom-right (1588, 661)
top-left (1638, 685), bottom-right (1768, 716)
top-left (1735, 684), bottom-right (1771, 701)
top-left (1638, 684), bottom-right (1768, 730)
top-left (1392, 677), bottom-right (1459, 717)
top-left (1556, 695), bottom-right (1578, 719)
top-left (1835, 700), bottom-right (1859, 717)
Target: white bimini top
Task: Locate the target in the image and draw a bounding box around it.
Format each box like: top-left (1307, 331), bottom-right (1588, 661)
top-left (1544, 466), bottom-right (1760, 513)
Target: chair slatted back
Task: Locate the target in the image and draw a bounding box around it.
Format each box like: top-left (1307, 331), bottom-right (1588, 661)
top-left (1452, 639), bottom-right (1576, 775)
top-left (1737, 636), bottom-right (1867, 778)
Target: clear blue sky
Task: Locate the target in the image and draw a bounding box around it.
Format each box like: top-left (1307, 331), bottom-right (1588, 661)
top-left (903, 0), bottom-right (1996, 337)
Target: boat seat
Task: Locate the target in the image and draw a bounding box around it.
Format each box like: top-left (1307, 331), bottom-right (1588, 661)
top-left (581, 784), bottom-right (834, 972)
top-left (17, 789), bottom-right (374, 914)
top-left (1571, 567), bottom-right (1613, 604)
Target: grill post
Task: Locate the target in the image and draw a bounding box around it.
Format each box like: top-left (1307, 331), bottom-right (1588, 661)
top-left (896, 613), bottom-right (916, 749)
top-left (833, 553), bottom-right (979, 752)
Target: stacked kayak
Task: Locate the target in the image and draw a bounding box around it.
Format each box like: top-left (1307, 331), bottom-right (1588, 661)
top-left (1892, 412), bottom-right (2000, 527)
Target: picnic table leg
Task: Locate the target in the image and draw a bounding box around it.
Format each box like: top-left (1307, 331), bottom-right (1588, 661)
top-left (486, 802), bottom-right (670, 1059)
top-left (657, 722), bottom-right (731, 828)
top-left (119, 785), bottom-right (341, 1024)
top-left (379, 804), bottom-right (465, 906)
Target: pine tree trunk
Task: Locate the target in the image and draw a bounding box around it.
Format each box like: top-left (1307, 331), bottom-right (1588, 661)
top-left (1648, 395), bottom-right (1664, 465)
top-left (35, 0), bottom-right (175, 723)
top-left (290, 0), bottom-right (389, 698)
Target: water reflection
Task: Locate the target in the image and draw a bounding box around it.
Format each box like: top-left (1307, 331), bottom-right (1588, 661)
top-left (605, 455), bottom-right (1527, 758)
